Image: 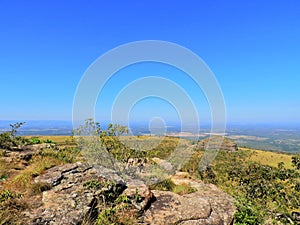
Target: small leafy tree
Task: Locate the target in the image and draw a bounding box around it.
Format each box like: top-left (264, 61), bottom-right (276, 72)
top-left (10, 122), bottom-right (25, 137)
top-left (73, 119), bottom-right (131, 169)
top-left (72, 118), bottom-right (100, 136)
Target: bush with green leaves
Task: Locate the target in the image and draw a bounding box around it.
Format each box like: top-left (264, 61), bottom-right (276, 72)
top-left (73, 119), bottom-right (146, 169)
top-left (29, 137), bottom-right (42, 144)
top-left (0, 122), bottom-right (28, 149)
top-left (43, 139), bottom-right (55, 144)
top-left (234, 196), bottom-right (262, 225)
top-left (83, 180), bottom-right (101, 190)
top-left (0, 174), bottom-right (7, 181)
top-left (219, 154), bottom-right (300, 224)
top-left (0, 132), bottom-right (28, 150)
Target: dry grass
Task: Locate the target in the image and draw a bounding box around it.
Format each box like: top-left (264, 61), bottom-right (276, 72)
top-left (150, 178), bottom-right (197, 195)
top-left (2, 157), bottom-right (62, 194)
top-left (0, 158), bottom-right (10, 176)
top-left (240, 147), bottom-right (294, 169)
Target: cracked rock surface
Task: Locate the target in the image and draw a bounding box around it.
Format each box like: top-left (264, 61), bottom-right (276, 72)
top-left (25, 162), bottom-right (151, 225)
top-left (26, 162), bottom-right (126, 224)
top-left (24, 162), bottom-right (235, 225)
top-left (143, 189), bottom-right (235, 225)
top-left (143, 172), bottom-right (236, 225)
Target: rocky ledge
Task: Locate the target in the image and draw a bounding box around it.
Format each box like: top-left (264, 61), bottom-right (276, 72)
top-left (24, 162), bottom-right (235, 225)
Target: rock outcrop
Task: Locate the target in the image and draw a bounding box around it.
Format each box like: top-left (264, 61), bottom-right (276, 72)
top-left (143, 190), bottom-right (235, 225)
top-left (198, 137), bottom-right (238, 152)
top-left (23, 162), bottom-right (235, 225)
top-left (1, 143), bottom-right (54, 163)
top-left (25, 162), bottom-right (152, 224)
top-left (143, 172), bottom-right (235, 225)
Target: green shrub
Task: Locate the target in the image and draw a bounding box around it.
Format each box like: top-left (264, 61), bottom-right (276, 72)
top-left (292, 155), bottom-right (300, 170)
top-left (29, 137), bottom-right (42, 144)
top-left (83, 180), bottom-right (101, 190)
top-left (295, 182), bottom-right (300, 192)
top-left (43, 139), bottom-right (55, 144)
top-left (0, 132), bottom-right (28, 150)
top-left (0, 122), bottom-right (28, 149)
top-left (0, 132), bottom-right (15, 149)
top-left (0, 174), bottom-right (7, 181)
top-left (54, 147), bottom-right (80, 163)
top-left (234, 197), bottom-right (262, 225)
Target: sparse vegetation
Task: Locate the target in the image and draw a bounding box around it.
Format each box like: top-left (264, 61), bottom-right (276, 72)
top-left (1, 121), bottom-right (300, 224)
top-left (82, 179), bottom-right (137, 224)
top-left (0, 189), bottom-right (26, 224)
top-left (0, 123), bottom-right (83, 224)
top-left (83, 180), bottom-right (101, 190)
top-left (183, 147), bottom-right (300, 224)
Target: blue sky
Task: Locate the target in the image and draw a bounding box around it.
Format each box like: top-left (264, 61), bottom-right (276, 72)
top-left (0, 0), bottom-right (299, 124)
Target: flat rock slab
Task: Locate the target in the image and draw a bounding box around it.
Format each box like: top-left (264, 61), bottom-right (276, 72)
top-left (143, 173), bottom-right (236, 225)
top-left (143, 190), bottom-right (211, 224)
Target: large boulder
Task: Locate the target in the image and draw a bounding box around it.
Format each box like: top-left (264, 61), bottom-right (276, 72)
top-left (143, 172), bottom-right (236, 225)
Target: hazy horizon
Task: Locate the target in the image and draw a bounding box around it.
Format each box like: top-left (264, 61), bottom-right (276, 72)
top-left (1, 119), bottom-right (300, 153)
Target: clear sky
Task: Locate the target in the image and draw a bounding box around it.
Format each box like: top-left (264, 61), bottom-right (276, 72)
top-left (0, 0), bottom-right (299, 124)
